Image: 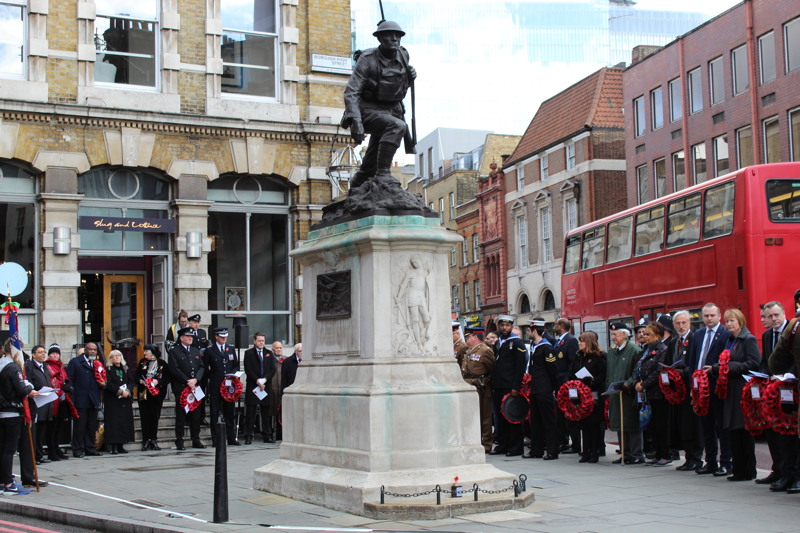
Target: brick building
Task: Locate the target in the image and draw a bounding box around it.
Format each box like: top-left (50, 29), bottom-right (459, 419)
top-left (625, 0), bottom-right (800, 204)
top-left (502, 67), bottom-right (627, 331)
top-left (476, 161), bottom-right (508, 332)
top-left (453, 134), bottom-right (520, 328)
top-left (0, 0), bottom-right (352, 358)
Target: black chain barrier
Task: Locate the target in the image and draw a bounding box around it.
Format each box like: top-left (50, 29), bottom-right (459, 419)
top-left (379, 475), bottom-right (527, 505)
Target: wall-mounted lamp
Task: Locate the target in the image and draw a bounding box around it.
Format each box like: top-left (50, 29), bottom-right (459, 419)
top-left (186, 231), bottom-right (202, 259)
top-left (53, 226), bottom-right (71, 255)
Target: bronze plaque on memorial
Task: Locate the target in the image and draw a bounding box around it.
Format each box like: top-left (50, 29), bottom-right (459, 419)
top-left (317, 271), bottom-right (351, 319)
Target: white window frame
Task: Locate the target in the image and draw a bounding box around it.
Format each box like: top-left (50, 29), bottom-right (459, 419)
top-left (736, 125), bottom-right (753, 168)
top-left (451, 246), bottom-right (457, 266)
top-left (472, 233), bottom-right (479, 262)
top-left (668, 78), bottom-right (682, 122)
top-left (759, 31), bottom-right (776, 84)
top-left (220, 0), bottom-right (280, 100)
top-left (565, 196), bottom-right (578, 232)
top-left (709, 56), bottom-right (724, 105)
top-left (0, 0), bottom-right (27, 80)
top-left (475, 279), bottom-right (481, 308)
top-left (463, 282), bottom-right (470, 312)
top-left (516, 165), bottom-right (525, 190)
top-left (94, 0), bottom-right (160, 90)
top-left (438, 197), bottom-right (444, 223)
top-left (452, 285), bottom-right (459, 311)
top-left (449, 192), bottom-right (455, 220)
top-left (633, 96), bottom-right (646, 137)
top-left (654, 158), bottom-right (666, 198)
top-left (651, 87), bottom-right (663, 130)
top-left (461, 240), bottom-right (468, 266)
top-left (692, 142), bottom-right (707, 184)
top-left (672, 150), bottom-right (685, 192)
top-left (731, 44), bottom-right (749, 95)
top-left (540, 206), bottom-right (553, 263)
top-left (785, 17), bottom-right (800, 74)
top-left (763, 116), bottom-right (780, 164)
top-left (688, 67), bottom-right (703, 114)
top-left (516, 214), bottom-right (528, 268)
top-left (636, 164), bottom-right (648, 204)
top-left (540, 154), bottom-right (549, 181)
top-left (713, 134), bottom-right (729, 177)
top-left (566, 143), bottom-right (576, 170)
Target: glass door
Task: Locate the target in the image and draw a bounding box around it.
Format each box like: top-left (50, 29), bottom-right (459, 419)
top-left (102, 274), bottom-right (145, 369)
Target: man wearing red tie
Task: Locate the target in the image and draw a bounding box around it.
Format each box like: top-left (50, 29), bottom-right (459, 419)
top-left (243, 332), bottom-right (277, 444)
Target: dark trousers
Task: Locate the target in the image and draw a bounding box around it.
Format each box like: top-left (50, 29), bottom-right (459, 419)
top-left (729, 428), bottom-right (757, 478)
top-left (579, 400), bottom-right (603, 457)
top-left (529, 392), bottom-right (559, 456)
top-left (46, 417), bottom-right (68, 458)
top-left (210, 395), bottom-right (236, 444)
top-left (174, 401), bottom-right (201, 443)
top-left (17, 422), bottom-right (35, 484)
top-left (700, 397), bottom-right (731, 467)
top-left (783, 437), bottom-right (800, 479)
top-left (245, 402), bottom-right (272, 440)
top-left (72, 407), bottom-right (99, 454)
top-left (33, 419), bottom-right (47, 460)
top-left (649, 398), bottom-right (671, 460)
top-left (765, 429), bottom-right (797, 475)
top-left (492, 388), bottom-right (523, 454)
top-left (138, 398), bottom-right (164, 442)
top-left (0, 417), bottom-right (22, 486)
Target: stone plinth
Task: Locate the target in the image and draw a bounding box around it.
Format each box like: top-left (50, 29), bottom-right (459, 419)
top-left (253, 215), bottom-right (526, 517)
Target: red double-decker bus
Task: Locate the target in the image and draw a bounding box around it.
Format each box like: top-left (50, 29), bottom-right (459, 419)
top-left (561, 163), bottom-right (800, 348)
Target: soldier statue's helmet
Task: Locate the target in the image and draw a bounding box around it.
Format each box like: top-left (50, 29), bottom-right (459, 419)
top-left (373, 20), bottom-right (406, 37)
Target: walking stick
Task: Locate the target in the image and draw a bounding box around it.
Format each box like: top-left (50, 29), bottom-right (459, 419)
top-left (619, 391), bottom-right (625, 466)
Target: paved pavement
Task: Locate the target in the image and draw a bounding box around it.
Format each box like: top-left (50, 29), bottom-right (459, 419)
top-left (1, 437), bottom-right (797, 533)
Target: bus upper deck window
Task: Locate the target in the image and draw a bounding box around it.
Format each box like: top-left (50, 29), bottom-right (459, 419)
top-left (703, 181), bottom-right (735, 239)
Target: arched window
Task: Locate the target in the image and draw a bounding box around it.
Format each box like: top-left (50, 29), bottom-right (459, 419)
top-left (519, 293), bottom-right (531, 314)
top-left (542, 289), bottom-right (556, 311)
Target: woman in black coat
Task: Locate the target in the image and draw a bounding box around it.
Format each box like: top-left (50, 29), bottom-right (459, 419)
top-left (712, 309), bottom-right (760, 481)
top-left (103, 350), bottom-right (135, 454)
top-left (571, 331), bottom-right (607, 464)
top-left (136, 344), bottom-right (169, 451)
top-left (634, 322), bottom-right (670, 466)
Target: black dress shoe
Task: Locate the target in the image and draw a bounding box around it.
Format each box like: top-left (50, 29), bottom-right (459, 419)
top-left (756, 472), bottom-right (782, 485)
top-left (696, 464), bottom-right (718, 475)
top-left (228, 440), bottom-right (241, 446)
top-left (266, 437), bottom-right (276, 443)
top-left (787, 480), bottom-right (800, 494)
top-left (625, 458), bottom-right (646, 464)
top-left (56, 451), bottom-right (69, 460)
top-left (676, 462), bottom-right (700, 471)
top-left (48, 455), bottom-right (62, 462)
top-left (587, 454), bottom-right (599, 464)
top-left (176, 441), bottom-right (186, 450)
top-left (713, 466), bottom-right (731, 477)
top-left (579, 455), bottom-right (590, 463)
top-left (561, 447), bottom-right (580, 454)
top-left (488, 448), bottom-right (507, 455)
top-left (769, 477), bottom-right (794, 491)
top-left (522, 452), bottom-right (543, 459)
top-left (73, 451), bottom-right (85, 458)
top-left (612, 458), bottom-right (624, 464)
top-left (111, 447), bottom-right (118, 455)
top-left (728, 474), bottom-right (753, 481)
top-left (117, 446), bottom-right (128, 454)
top-left (22, 481), bottom-right (48, 488)
top-left (151, 440), bottom-right (161, 451)
top-left (86, 450), bottom-right (102, 457)
top-left (245, 437), bottom-right (253, 445)
top-left (36, 458), bottom-right (51, 465)
top-left (192, 441), bottom-right (206, 449)
top-left (142, 442), bottom-right (149, 451)
top-left (505, 451), bottom-right (522, 457)
top-left (543, 454), bottom-right (559, 460)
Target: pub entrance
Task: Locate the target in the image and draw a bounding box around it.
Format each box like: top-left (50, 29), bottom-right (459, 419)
top-left (78, 255), bottom-right (171, 369)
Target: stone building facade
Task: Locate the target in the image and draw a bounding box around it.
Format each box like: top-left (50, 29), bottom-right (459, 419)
top-left (0, 0), bottom-right (352, 360)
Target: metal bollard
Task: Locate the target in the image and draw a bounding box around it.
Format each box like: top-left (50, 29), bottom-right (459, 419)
top-left (380, 485), bottom-right (385, 504)
top-left (213, 419), bottom-right (229, 523)
top-left (519, 474), bottom-right (527, 492)
top-left (435, 485), bottom-right (441, 505)
top-left (473, 483), bottom-right (479, 502)
top-left (513, 479), bottom-right (520, 497)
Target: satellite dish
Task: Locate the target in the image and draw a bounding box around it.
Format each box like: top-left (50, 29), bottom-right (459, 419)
top-left (0, 262), bottom-right (29, 297)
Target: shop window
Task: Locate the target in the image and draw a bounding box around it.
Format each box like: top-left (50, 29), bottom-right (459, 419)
top-left (0, 162), bottom-right (36, 309)
top-left (94, 0), bottom-right (158, 87)
top-left (221, 0), bottom-right (278, 98)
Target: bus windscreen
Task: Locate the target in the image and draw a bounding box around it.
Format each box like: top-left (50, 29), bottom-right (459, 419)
top-left (767, 179), bottom-right (800, 221)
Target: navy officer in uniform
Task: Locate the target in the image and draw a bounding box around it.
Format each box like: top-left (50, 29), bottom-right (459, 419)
top-left (342, 20), bottom-right (416, 189)
top-left (525, 318), bottom-right (560, 460)
top-left (206, 327), bottom-right (241, 446)
top-left (168, 327), bottom-right (205, 450)
top-left (489, 315), bottom-right (528, 456)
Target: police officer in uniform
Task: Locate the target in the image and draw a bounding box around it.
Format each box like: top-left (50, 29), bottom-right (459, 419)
top-left (168, 327), bottom-right (205, 450)
top-left (524, 318), bottom-right (560, 460)
top-left (206, 328), bottom-right (241, 446)
top-left (489, 315), bottom-right (528, 456)
top-left (342, 20), bottom-right (416, 189)
top-left (460, 326), bottom-right (495, 453)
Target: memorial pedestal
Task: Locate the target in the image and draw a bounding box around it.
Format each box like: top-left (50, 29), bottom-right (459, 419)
top-left (253, 215), bottom-right (531, 518)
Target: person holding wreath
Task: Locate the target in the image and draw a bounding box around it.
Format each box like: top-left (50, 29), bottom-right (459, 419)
top-left (571, 331), bottom-right (607, 463)
top-left (712, 309), bottom-right (760, 481)
top-left (633, 322), bottom-right (670, 466)
top-left (103, 350), bottom-right (134, 454)
top-left (136, 344), bottom-right (169, 451)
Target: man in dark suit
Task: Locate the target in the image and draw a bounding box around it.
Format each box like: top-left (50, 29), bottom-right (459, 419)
top-left (168, 327), bottom-right (206, 450)
top-left (553, 317), bottom-right (580, 454)
top-left (25, 345), bottom-right (53, 464)
top-left (243, 332), bottom-right (277, 444)
top-left (690, 303), bottom-right (731, 476)
top-left (281, 343), bottom-right (302, 392)
top-left (205, 327), bottom-right (241, 446)
top-left (757, 301), bottom-right (798, 492)
top-left (672, 310), bottom-right (702, 471)
top-left (66, 342), bottom-right (103, 458)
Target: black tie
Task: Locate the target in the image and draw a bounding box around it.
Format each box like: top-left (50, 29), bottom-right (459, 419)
top-left (258, 350), bottom-right (264, 375)
top-left (773, 329), bottom-right (778, 350)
